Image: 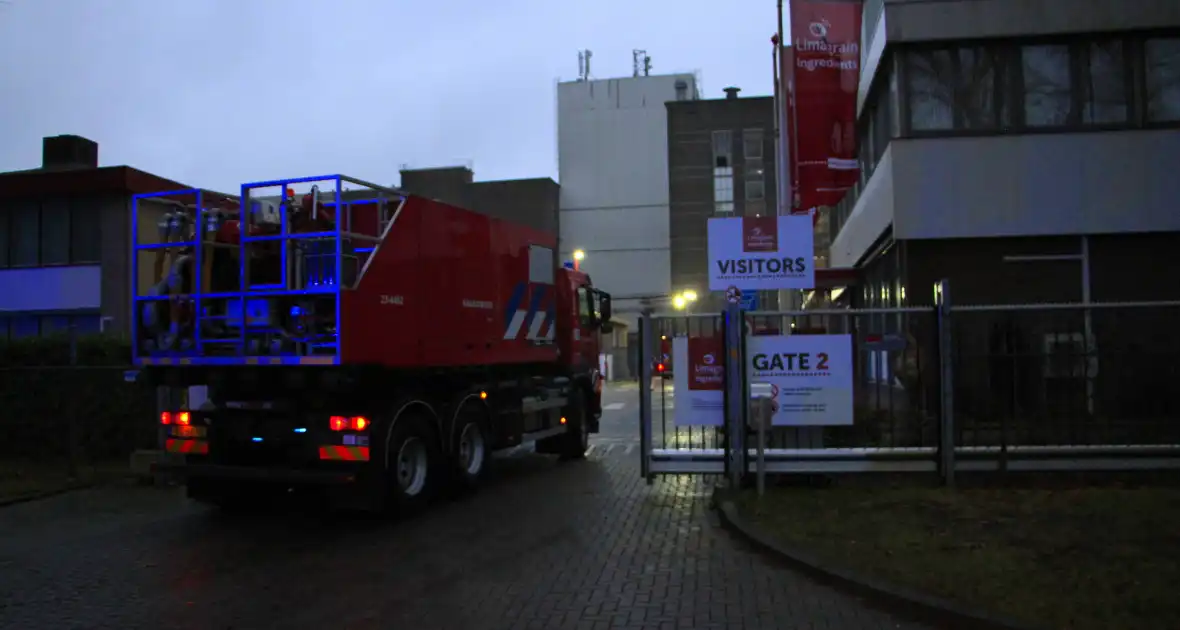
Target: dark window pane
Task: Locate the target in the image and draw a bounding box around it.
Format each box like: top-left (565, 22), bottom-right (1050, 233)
top-left (957, 46), bottom-right (1000, 129)
top-left (1080, 40), bottom-right (1128, 124)
top-left (1146, 37), bottom-right (1180, 122)
top-left (0, 317), bottom-right (8, 341)
top-left (70, 199), bottom-right (101, 263)
top-left (74, 315), bottom-right (102, 336)
top-left (872, 88), bottom-right (892, 162)
top-left (1022, 44), bottom-right (1072, 127)
top-left (10, 202), bottom-right (39, 266)
top-left (42, 315), bottom-right (71, 335)
top-left (906, 50), bottom-right (954, 131)
top-left (11, 316), bottom-right (39, 338)
top-left (0, 209), bottom-right (8, 268)
top-left (40, 198), bottom-right (70, 265)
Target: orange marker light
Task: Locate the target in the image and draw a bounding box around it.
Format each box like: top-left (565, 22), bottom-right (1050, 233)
top-left (176, 411), bottom-right (191, 426)
top-left (560, 416), bottom-right (568, 425)
top-left (350, 416), bottom-right (369, 431)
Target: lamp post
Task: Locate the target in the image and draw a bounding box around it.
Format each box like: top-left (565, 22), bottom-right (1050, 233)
top-left (572, 249), bottom-right (585, 271)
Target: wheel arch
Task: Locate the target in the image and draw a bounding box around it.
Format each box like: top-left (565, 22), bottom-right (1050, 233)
top-left (382, 398), bottom-right (441, 470)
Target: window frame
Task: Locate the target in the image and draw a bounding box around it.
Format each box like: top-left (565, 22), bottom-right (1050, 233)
top-left (0, 197), bottom-right (102, 267)
top-left (898, 30), bottom-right (1175, 138)
top-left (742, 128), bottom-right (764, 161)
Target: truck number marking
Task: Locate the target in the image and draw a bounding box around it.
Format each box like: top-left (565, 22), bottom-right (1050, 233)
top-left (380, 295), bottom-right (404, 306)
top-left (462, 299), bottom-right (493, 310)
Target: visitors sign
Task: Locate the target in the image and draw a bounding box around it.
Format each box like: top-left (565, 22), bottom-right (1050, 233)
top-left (707, 215), bottom-right (815, 291)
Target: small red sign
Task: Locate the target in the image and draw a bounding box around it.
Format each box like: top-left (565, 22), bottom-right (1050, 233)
top-left (687, 337), bottom-right (724, 391)
top-left (742, 216), bottom-right (779, 253)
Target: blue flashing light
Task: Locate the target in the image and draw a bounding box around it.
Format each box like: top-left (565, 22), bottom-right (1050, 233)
top-left (293, 427), bottom-right (308, 434)
top-left (562, 261), bottom-right (575, 269)
top-left (251, 437), bottom-right (264, 442)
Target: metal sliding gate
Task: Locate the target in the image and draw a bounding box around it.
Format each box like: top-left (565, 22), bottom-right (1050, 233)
top-left (638, 284), bottom-right (1180, 487)
top-left (638, 300), bottom-right (947, 486)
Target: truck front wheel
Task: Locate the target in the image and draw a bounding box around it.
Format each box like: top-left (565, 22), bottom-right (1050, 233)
top-left (559, 389), bottom-right (590, 460)
top-left (381, 410), bottom-right (442, 513)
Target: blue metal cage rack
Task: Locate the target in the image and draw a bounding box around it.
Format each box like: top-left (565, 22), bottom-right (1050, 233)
top-left (131, 174), bottom-right (401, 367)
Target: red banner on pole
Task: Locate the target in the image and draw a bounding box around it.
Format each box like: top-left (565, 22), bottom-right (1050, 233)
top-left (788, 0), bottom-right (862, 213)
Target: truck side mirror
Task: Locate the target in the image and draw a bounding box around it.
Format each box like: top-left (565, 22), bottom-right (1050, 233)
top-left (599, 292), bottom-right (612, 323)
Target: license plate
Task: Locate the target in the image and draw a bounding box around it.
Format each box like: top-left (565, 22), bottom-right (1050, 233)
top-left (172, 426), bottom-right (207, 439)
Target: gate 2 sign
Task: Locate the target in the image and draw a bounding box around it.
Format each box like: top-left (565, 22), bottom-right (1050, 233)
top-left (747, 334), bottom-right (854, 426)
top-left (707, 215), bottom-right (815, 291)
top-left (672, 336), bottom-right (725, 427)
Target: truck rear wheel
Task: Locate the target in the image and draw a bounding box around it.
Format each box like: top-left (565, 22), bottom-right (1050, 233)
top-left (449, 403), bottom-right (491, 494)
top-left (381, 410), bottom-right (442, 513)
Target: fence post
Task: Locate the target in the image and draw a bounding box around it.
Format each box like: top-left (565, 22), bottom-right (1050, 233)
top-left (934, 279), bottom-right (956, 488)
top-left (638, 310), bottom-right (654, 484)
top-left (724, 302), bottom-right (746, 489)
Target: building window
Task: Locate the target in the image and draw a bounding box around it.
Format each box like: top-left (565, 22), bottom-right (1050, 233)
top-left (1022, 44), bottom-right (1073, 127)
top-left (70, 200), bottom-right (101, 263)
top-left (0, 210), bottom-right (8, 268)
top-left (1146, 37), bottom-right (1180, 122)
top-left (712, 130), bottom-right (733, 168)
top-left (40, 198), bottom-right (71, 265)
top-left (0, 199), bottom-right (102, 267)
top-left (1079, 40), bottom-right (1130, 125)
top-left (907, 47), bottom-right (1007, 131)
top-left (0, 313), bottom-right (102, 342)
top-left (906, 49), bottom-right (955, 131)
top-left (744, 172), bottom-right (765, 201)
top-left (10, 202), bottom-right (39, 267)
top-left (742, 129), bottom-right (764, 161)
top-left (713, 166), bottom-right (735, 214)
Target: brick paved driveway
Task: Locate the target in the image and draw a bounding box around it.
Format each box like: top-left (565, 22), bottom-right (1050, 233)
top-left (0, 384), bottom-right (931, 630)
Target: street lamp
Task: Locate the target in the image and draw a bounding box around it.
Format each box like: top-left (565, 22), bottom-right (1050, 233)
top-left (682, 290), bottom-right (698, 302)
top-left (672, 295), bottom-right (687, 310)
top-left (572, 249), bottom-right (585, 271)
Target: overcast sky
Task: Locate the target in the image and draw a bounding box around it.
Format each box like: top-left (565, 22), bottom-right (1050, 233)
top-left (0, 0), bottom-right (783, 193)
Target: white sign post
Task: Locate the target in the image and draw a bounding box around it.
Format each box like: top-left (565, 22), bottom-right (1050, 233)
top-left (671, 336), bottom-right (725, 426)
top-left (707, 215), bottom-right (815, 292)
top-left (747, 334), bottom-right (854, 426)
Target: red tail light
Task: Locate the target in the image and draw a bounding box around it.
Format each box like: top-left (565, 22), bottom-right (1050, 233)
top-left (329, 416), bottom-right (371, 431)
top-left (656, 363), bottom-right (665, 373)
top-left (160, 411), bottom-right (191, 425)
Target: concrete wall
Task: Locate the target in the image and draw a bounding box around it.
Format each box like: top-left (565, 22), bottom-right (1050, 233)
top-left (831, 130), bottom-right (1180, 267)
top-left (558, 74), bottom-right (697, 320)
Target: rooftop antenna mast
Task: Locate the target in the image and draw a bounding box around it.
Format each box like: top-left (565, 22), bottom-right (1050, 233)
top-left (632, 49), bottom-right (652, 77)
top-left (578, 49), bottom-right (593, 81)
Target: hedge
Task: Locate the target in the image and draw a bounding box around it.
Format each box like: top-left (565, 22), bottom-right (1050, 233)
top-left (0, 335), bottom-right (156, 461)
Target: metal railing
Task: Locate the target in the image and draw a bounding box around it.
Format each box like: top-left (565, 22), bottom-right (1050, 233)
top-left (637, 282), bottom-right (1180, 486)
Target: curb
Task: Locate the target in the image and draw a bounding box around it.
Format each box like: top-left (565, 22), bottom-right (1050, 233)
top-left (0, 482), bottom-right (98, 508)
top-left (712, 487), bottom-right (1042, 630)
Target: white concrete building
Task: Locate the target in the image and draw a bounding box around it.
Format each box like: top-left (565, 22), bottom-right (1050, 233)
top-left (556, 73), bottom-right (700, 325)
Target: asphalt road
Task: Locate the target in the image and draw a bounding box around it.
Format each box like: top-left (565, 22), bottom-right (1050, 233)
top-left (0, 383), bottom-right (930, 630)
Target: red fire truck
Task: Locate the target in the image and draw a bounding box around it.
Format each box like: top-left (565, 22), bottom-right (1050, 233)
top-left (133, 174), bottom-right (612, 512)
